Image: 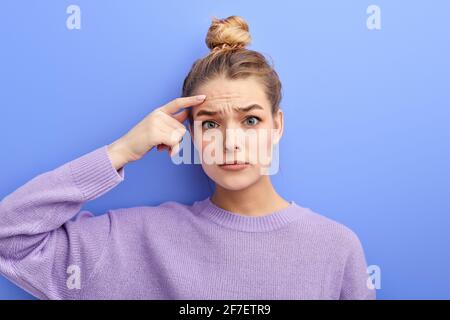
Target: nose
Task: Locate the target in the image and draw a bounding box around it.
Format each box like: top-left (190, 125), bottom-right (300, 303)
top-left (224, 126), bottom-right (245, 153)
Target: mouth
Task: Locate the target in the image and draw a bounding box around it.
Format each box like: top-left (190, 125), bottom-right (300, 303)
top-left (218, 161), bottom-right (251, 171)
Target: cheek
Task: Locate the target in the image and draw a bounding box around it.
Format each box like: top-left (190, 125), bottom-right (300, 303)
top-left (200, 130), bottom-right (224, 161)
top-left (254, 127), bottom-right (274, 150)
top-left (250, 127), bottom-right (275, 167)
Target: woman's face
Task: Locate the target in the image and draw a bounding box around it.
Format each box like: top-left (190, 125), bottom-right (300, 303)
top-left (189, 76), bottom-right (284, 191)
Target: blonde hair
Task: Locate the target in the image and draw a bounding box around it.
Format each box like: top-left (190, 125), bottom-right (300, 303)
top-left (182, 15), bottom-right (282, 124)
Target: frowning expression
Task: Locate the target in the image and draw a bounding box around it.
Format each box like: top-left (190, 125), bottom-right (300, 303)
top-left (189, 76), bottom-right (284, 191)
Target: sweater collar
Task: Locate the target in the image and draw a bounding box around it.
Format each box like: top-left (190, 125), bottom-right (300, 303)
top-left (194, 196), bottom-right (306, 232)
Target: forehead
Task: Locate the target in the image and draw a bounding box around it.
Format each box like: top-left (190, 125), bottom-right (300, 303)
top-left (193, 77), bottom-right (269, 114)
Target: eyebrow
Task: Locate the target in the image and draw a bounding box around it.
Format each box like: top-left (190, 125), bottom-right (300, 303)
top-left (194, 104), bottom-right (264, 117)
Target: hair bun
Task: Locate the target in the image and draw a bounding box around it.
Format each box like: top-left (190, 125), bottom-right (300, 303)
top-left (205, 15), bottom-right (252, 52)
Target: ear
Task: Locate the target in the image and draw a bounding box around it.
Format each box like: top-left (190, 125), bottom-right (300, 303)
top-left (272, 109), bottom-right (284, 145)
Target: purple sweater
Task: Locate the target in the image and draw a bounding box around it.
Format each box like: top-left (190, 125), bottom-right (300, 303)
top-left (0, 145), bottom-right (376, 300)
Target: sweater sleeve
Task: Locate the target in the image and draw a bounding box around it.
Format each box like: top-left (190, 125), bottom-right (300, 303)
top-left (0, 145), bottom-right (124, 299)
top-left (339, 231), bottom-right (377, 300)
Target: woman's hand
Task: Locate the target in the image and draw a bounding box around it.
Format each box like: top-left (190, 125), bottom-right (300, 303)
top-left (107, 95), bottom-right (206, 171)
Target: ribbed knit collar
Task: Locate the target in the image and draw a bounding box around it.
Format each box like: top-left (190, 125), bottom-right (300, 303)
top-left (194, 196), bottom-right (305, 232)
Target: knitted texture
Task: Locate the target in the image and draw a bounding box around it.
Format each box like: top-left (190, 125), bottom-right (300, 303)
top-left (0, 145), bottom-right (376, 300)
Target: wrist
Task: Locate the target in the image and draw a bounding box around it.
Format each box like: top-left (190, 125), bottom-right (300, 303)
top-left (107, 139), bottom-right (131, 171)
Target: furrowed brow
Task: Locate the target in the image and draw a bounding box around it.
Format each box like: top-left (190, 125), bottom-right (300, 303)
top-left (236, 104), bottom-right (264, 113)
top-left (195, 104), bottom-right (264, 117)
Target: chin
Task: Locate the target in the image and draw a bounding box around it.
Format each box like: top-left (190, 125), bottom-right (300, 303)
top-left (215, 179), bottom-right (254, 191)
top-left (203, 166), bottom-right (260, 191)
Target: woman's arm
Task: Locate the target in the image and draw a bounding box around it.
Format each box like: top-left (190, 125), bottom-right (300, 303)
top-left (339, 231), bottom-right (377, 300)
top-left (0, 95), bottom-right (206, 299)
top-left (0, 145), bottom-right (124, 299)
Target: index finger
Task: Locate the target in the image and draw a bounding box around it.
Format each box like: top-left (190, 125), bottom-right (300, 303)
top-left (159, 95), bottom-right (207, 115)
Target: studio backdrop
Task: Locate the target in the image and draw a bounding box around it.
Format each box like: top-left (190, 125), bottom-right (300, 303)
top-left (0, 0), bottom-right (449, 299)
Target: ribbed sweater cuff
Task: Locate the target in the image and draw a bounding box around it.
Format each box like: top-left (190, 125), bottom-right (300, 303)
top-left (68, 145), bottom-right (125, 201)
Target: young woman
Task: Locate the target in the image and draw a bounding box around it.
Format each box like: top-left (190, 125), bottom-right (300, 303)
top-left (0, 16), bottom-right (375, 300)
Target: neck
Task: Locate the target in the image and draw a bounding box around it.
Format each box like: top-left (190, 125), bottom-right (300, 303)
top-left (210, 175), bottom-right (290, 217)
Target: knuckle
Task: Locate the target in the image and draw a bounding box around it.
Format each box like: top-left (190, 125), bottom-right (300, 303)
top-left (170, 133), bottom-right (181, 143)
top-left (176, 125), bottom-right (187, 134)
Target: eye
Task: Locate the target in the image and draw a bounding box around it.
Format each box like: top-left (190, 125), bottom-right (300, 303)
top-left (201, 120), bottom-right (219, 130)
top-left (244, 116), bottom-right (261, 126)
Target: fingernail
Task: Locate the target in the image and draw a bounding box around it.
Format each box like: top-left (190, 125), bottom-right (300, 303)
top-left (196, 95), bottom-right (206, 100)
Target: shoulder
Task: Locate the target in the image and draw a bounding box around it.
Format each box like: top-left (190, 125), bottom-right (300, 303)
top-left (295, 205), bottom-right (365, 255)
top-left (104, 199), bottom-right (196, 226)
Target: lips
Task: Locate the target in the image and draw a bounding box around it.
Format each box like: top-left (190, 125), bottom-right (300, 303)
top-left (219, 161), bottom-right (249, 166)
top-left (218, 161), bottom-right (251, 171)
